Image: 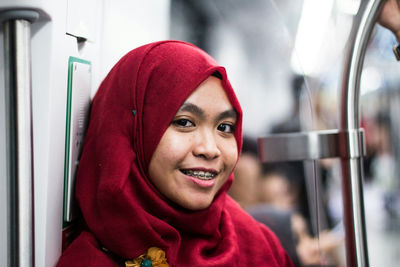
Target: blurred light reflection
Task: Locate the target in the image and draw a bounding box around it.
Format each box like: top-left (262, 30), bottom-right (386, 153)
top-left (291, 0), bottom-right (334, 75)
top-left (361, 66), bottom-right (383, 95)
top-left (337, 0), bottom-right (361, 15)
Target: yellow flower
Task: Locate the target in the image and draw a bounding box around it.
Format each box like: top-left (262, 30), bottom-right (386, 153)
top-left (125, 247), bottom-right (169, 267)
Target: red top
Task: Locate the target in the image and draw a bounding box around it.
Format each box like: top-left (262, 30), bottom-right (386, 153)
top-left (57, 40), bottom-right (293, 267)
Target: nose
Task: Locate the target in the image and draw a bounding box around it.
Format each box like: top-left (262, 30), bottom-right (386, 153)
top-left (193, 129), bottom-right (221, 160)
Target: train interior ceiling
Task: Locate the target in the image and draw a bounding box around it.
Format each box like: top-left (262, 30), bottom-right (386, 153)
top-left (1, 0), bottom-right (400, 266)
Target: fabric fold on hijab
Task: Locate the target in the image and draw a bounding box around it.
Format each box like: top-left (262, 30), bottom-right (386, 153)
top-left (58, 40), bottom-right (293, 267)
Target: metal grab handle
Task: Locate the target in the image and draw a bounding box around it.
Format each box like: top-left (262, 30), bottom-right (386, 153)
top-left (258, 0), bottom-right (385, 266)
top-left (258, 129), bottom-right (365, 162)
top-left (1, 9), bottom-right (39, 267)
top-left (340, 0), bottom-right (384, 266)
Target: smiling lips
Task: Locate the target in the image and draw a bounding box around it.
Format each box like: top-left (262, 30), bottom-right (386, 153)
top-left (181, 169), bottom-right (217, 180)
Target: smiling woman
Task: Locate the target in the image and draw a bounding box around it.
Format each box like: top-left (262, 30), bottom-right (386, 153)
top-left (56, 40), bottom-right (293, 267)
top-left (149, 76), bottom-right (238, 210)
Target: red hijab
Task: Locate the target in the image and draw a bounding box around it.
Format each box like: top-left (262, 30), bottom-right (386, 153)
top-left (58, 41), bottom-right (292, 267)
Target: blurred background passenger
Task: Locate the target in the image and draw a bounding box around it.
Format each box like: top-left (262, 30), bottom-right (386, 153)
top-left (228, 136), bottom-right (260, 209)
top-left (229, 136), bottom-right (302, 265)
top-left (230, 137), bottom-right (343, 266)
top-left (366, 111), bottom-right (400, 228)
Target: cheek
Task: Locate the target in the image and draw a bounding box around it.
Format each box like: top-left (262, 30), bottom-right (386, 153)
top-left (163, 134), bottom-right (192, 159)
top-left (151, 130), bottom-right (193, 169)
top-left (223, 138), bottom-right (238, 169)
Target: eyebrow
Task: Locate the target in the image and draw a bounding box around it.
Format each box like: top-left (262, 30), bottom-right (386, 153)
top-left (216, 109), bottom-right (237, 122)
top-left (178, 102), bottom-right (237, 121)
top-left (179, 102), bottom-right (205, 119)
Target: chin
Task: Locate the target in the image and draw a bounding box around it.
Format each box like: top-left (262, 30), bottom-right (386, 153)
top-left (180, 196), bottom-right (214, 211)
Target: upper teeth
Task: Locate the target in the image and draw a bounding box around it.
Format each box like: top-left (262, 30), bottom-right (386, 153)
top-left (182, 170), bottom-right (216, 180)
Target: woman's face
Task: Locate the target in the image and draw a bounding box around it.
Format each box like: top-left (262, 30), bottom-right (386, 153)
top-left (148, 76), bottom-right (238, 210)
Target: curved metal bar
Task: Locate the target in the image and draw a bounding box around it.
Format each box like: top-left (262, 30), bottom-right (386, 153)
top-left (341, 0), bottom-right (384, 130)
top-left (340, 0), bottom-right (385, 266)
top-left (2, 10), bottom-right (38, 266)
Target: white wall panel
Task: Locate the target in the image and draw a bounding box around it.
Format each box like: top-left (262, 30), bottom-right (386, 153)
top-left (98, 0), bottom-right (170, 89)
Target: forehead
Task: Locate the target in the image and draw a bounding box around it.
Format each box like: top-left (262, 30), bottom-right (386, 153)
top-left (182, 76), bottom-right (234, 112)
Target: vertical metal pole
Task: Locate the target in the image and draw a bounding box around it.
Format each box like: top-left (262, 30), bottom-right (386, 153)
top-left (2, 10), bottom-right (38, 267)
top-left (340, 0), bottom-right (384, 266)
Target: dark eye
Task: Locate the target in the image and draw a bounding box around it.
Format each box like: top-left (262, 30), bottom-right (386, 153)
top-left (217, 123), bottom-right (235, 133)
top-left (172, 119), bottom-right (195, 128)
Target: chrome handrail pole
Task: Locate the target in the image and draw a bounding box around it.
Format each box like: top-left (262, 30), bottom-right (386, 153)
top-left (2, 10), bottom-right (39, 267)
top-left (339, 0), bottom-right (384, 266)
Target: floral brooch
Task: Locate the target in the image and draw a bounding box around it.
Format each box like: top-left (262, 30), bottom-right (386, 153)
top-left (125, 247), bottom-right (169, 267)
